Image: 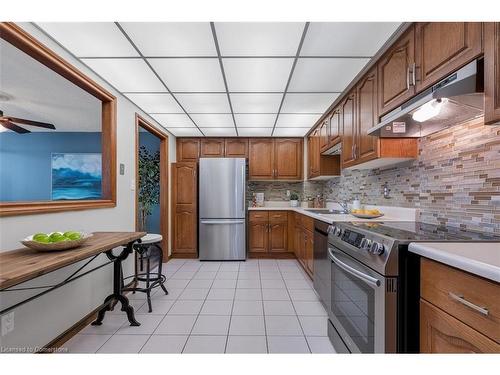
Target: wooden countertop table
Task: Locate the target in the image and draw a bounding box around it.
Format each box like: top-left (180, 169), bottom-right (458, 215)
top-left (0, 231), bottom-right (146, 326)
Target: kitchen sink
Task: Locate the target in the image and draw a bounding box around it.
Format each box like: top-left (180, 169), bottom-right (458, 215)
top-left (304, 208), bottom-right (347, 215)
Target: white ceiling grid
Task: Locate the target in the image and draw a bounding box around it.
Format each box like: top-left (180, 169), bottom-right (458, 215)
top-left (37, 22), bottom-right (401, 137)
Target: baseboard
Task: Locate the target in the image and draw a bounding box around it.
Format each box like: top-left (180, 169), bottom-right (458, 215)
top-left (248, 252), bottom-right (296, 259)
top-left (170, 253), bottom-right (198, 259)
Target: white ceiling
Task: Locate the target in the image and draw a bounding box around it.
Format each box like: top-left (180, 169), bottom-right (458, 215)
top-left (36, 22), bottom-right (401, 137)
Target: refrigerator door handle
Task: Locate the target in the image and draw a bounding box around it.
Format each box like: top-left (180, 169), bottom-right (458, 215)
top-left (241, 164), bottom-right (246, 213)
top-left (200, 220), bottom-right (245, 225)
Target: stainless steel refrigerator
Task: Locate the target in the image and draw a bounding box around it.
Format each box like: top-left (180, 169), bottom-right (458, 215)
top-left (199, 158), bottom-right (246, 260)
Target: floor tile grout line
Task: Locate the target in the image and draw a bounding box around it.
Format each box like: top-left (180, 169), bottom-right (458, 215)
top-left (258, 261), bottom-right (270, 353)
top-left (224, 261), bottom-right (240, 353)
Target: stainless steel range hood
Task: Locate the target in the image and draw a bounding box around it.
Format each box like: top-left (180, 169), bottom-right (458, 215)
top-left (368, 59), bottom-right (484, 138)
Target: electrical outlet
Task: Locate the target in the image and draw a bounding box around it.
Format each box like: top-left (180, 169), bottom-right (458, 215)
top-left (286, 190), bottom-right (290, 197)
top-left (1, 311), bottom-right (14, 336)
top-left (119, 163), bottom-right (125, 175)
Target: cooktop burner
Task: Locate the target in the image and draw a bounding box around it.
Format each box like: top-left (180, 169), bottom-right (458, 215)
top-left (347, 221), bottom-right (500, 242)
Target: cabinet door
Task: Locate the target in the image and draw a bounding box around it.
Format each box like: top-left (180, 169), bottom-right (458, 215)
top-left (249, 139), bottom-right (274, 180)
top-left (176, 138), bottom-right (200, 162)
top-left (415, 22), bottom-right (482, 92)
top-left (378, 27), bottom-right (415, 115)
top-left (295, 226), bottom-right (305, 266)
top-left (200, 138), bottom-right (225, 157)
top-left (249, 222), bottom-right (269, 253)
top-left (420, 300), bottom-right (499, 353)
top-left (356, 68), bottom-right (380, 165)
top-left (274, 138), bottom-right (303, 180)
top-left (308, 129), bottom-right (321, 178)
top-left (269, 222), bottom-right (288, 252)
top-left (172, 162), bottom-right (197, 254)
top-left (329, 109), bottom-right (341, 147)
top-left (225, 138), bottom-right (248, 157)
top-left (341, 92), bottom-right (357, 167)
top-left (305, 229), bottom-right (314, 275)
top-left (485, 22), bottom-right (500, 124)
top-left (319, 120), bottom-right (329, 152)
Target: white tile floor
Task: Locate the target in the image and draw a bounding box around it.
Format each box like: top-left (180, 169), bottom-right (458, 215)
top-left (63, 258), bottom-right (336, 353)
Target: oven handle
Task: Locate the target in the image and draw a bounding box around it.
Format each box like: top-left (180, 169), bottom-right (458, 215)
top-left (328, 247), bottom-right (381, 288)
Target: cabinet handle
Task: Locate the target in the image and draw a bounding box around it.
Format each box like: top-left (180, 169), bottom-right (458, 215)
top-left (411, 62), bottom-right (416, 86)
top-left (448, 292), bottom-right (489, 316)
top-left (406, 66), bottom-right (410, 89)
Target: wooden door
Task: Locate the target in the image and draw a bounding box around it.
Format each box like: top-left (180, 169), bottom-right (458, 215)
top-left (328, 109), bottom-right (341, 147)
top-left (269, 211), bottom-right (288, 252)
top-left (176, 138), bottom-right (200, 162)
top-left (341, 92), bottom-right (357, 167)
top-left (305, 229), bottom-right (314, 275)
top-left (172, 162), bottom-right (197, 255)
top-left (200, 138), bottom-right (225, 157)
top-left (274, 138), bottom-right (303, 180)
top-left (415, 22), bottom-right (482, 92)
top-left (319, 120), bottom-right (329, 152)
top-left (356, 68), bottom-right (380, 165)
top-left (485, 22), bottom-right (500, 124)
top-left (420, 300), bottom-right (499, 353)
top-left (225, 138), bottom-right (248, 157)
top-left (378, 27), bottom-right (415, 115)
top-left (249, 139), bottom-right (274, 180)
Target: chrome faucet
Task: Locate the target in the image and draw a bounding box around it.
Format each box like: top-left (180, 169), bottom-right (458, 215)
top-left (383, 183), bottom-right (391, 199)
top-left (338, 201), bottom-right (349, 214)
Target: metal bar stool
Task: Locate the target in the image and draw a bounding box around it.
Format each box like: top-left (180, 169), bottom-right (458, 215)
top-left (123, 233), bottom-right (168, 313)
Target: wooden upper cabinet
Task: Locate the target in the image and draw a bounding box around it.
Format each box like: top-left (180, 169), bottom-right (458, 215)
top-left (177, 138), bottom-right (200, 162)
top-left (171, 162), bottom-right (197, 255)
top-left (356, 68), bottom-right (379, 165)
top-left (341, 92), bottom-right (357, 167)
top-left (485, 22), bottom-right (500, 125)
top-left (378, 26), bottom-right (415, 115)
top-left (274, 138), bottom-right (303, 180)
top-left (319, 120), bottom-right (329, 152)
top-left (415, 22), bottom-right (483, 92)
top-left (200, 138), bottom-right (225, 157)
top-left (308, 129), bottom-right (320, 178)
top-left (248, 139), bottom-right (274, 180)
top-left (329, 109), bottom-right (341, 147)
top-left (225, 138), bottom-right (248, 157)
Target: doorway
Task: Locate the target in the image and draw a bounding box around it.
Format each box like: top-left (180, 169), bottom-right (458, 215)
top-left (135, 114), bottom-right (169, 260)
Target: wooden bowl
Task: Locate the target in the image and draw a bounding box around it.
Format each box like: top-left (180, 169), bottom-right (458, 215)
top-left (350, 213), bottom-right (385, 219)
top-left (21, 232), bottom-right (92, 252)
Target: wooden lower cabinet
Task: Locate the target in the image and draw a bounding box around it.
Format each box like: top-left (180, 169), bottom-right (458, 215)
top-left (248, 221), bottom-right (268, 253)
top-left (248, 211), bottom-right (288, 256)
top-left (292, 214), bottom-right (314, 278)
top-left (420, 300), bottom-right (499, 353)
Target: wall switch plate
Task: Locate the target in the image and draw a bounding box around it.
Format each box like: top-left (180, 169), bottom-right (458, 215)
top-left (1, 312), bottom-right (14, 336)
top-left (119, 163), bottom-right (125, 175)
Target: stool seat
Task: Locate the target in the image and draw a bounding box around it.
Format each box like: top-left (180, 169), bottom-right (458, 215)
top-left (139, 233), bottom-right (162, 245)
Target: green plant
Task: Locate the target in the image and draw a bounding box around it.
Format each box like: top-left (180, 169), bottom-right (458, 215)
top-left (138, 145), bottom-right (160, 231)
top-left (290, 192), bottom-right (299, 201)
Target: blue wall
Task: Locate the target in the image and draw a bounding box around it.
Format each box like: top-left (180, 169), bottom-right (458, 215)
top-left (138, 131), bottom-right (161, 235)
top-left (0, 132), bottom-right (101, 201)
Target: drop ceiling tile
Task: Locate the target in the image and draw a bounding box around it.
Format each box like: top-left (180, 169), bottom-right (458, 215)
top-left (273, 127), bottom-right (310, 137)
top-left (234, 114), bottom-right (277, 128)
top-left (169, 127), bottom-right (203, 137)
top-left (237, 127), bottom-right (273, 137)
top-left (200, 127), bottom-right (237, 136)
top-left (275, 114), bottom-right (321, 128)
top-left (37, 23), bottom-right (139, 57)
top-left (175, 93), bottom-right (230, 113)
top-left (125, 93), bottom-right (183, 113)
top-left (230, 93), bottom-right (283, 113)
top-left (190, 114), bottom-right (234, 128)
top-left (120, 22), bottom-right (216, 56)
top-left (215, 22), bottom-right (305, 56)
top-left (223, 58), bottom-right (294, 92)
top-left (281, 93), bottom-right (339, 114)
top-left (148, 58), bottom-right (225, 92)
top-left (301, 22), bottom-right (401, 56)
top-left (150, 114), bottom-right (195, 128)
top-left (82, 58), bottom-right (165, 92)
top-left (289, 58), bottom-right (369, 92)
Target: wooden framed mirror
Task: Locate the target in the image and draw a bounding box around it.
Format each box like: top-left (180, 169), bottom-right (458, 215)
top-left (0, 22), bottom-right (117, 216)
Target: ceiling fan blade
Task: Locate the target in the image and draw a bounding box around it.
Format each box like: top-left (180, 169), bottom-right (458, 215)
top-left (0, 120), bottom-right (31, 134)
top-left (3, 116), bottom-right (56, 130)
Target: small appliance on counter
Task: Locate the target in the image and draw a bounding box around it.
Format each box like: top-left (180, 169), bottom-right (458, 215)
top-left (314, 220), bottom-right (500, 353)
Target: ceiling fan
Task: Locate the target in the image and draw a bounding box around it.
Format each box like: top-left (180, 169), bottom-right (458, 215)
top-left (0, 110), bottom-right (56, 134)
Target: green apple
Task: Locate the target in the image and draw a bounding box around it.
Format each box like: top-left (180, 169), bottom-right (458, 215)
top-left (33, 233), bottom-right (48, 242)
top-left (66, 232), bottom-right (82, 241)
top-left (49, 232), bottom-right (65, 243)
top-left (34, 235), bottom-right (50, 243)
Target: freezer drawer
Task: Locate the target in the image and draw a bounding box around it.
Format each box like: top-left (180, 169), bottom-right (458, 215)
top-left (199, 219), bottom-right (246, 260)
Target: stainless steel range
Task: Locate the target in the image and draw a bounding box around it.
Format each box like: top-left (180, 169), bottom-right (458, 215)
top-left (319, 221), bottom-right (500, 354)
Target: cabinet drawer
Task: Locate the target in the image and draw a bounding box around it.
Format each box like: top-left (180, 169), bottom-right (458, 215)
top-left (421, 258), bottom-right (500, 343)
top-left (300, 215), bottom-right (314, 232)
top-left (269, 211), bottom-right (288, 223)
top-left (420, 299), bottom-right (500, 353)
top-left (249, 211), bottom-right (269, 222)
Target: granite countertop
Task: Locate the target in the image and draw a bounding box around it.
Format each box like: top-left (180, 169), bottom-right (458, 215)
top-left (248, 203), bottom-right (417, 224)
top-left (409, 242), bottom-right (500, 282)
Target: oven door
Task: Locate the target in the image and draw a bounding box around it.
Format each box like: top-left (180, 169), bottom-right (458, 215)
top-left (328, 245), bottom-right (396, 353)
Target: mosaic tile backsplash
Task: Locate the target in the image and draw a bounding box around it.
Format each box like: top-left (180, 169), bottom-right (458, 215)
top-left (323, 119), bottom-right (500, 234)
top-left (247, 181), bottom-right (324, 202)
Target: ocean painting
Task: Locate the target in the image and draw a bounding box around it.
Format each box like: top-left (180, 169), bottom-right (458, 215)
top-left (51, 153), bottom-right (102, 200)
